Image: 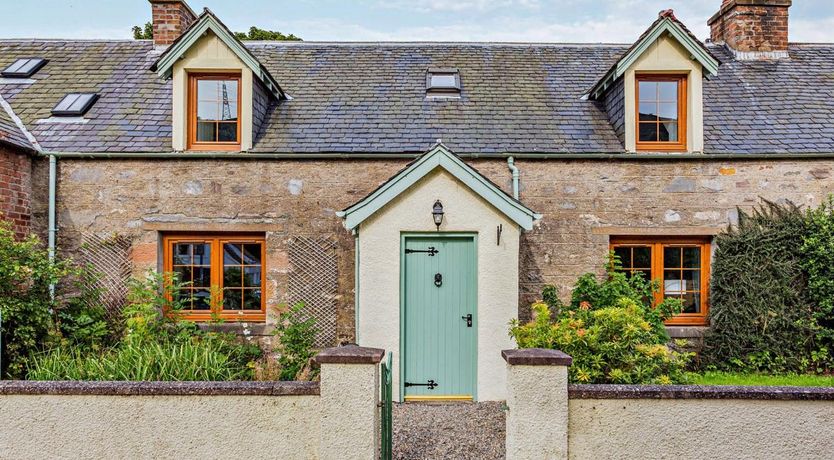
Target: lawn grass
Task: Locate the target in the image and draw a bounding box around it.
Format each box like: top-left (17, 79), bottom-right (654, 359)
top-left (687, 371), bottom-right (834, 387)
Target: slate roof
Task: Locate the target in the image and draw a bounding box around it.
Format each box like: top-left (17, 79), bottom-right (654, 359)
top-left (0, 38), bottom-right (833, 154)
top-left (0, 97), bottom-right (34, 152)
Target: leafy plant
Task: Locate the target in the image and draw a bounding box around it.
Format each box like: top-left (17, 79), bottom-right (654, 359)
top-left (510, 256), bottom-right (690, 384)
top-left (273, 302), bottom-right (318, 381)
top-left (131, 22), bottom-right (153, 40)
top-left (53, 268), bottom-right (112, 350)
top-left (0, 221), bottom-right (70, 378)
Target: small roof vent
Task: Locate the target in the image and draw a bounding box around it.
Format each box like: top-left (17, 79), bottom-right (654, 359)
top-left (426, 68), bottom-right (461, 97)
top-left (52, 93), bottom-right (99, 117)
top-left (2, 58), bottom-right (48, 78)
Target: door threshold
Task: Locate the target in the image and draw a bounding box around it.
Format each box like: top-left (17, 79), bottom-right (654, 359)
top-left (403, 395), bottom-right (473, 402)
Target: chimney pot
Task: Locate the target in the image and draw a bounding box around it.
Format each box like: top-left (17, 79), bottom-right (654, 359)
top-left (149, 0), bottom-right (197, 47)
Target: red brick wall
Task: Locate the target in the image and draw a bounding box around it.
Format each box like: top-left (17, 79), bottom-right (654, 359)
top-left (709, 0), bottom-right (791, 53)
top-left (150, 0), bottom-right (196, 47)
top-left (0, 145), bottom-right (32, 238)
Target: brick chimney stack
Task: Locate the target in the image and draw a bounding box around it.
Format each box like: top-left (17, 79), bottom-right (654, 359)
top-left (708, 0), bottom-right (791, 59)
top-left (149, 0), bottom-right (197, 47)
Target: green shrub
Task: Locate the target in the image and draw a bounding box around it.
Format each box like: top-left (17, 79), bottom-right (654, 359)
top-left (702, 200), bottom-right (830, 373)
top-left (0, 221), bottom-right (71, 378)
top-left (273, 302), bottom-right (318, 381)
top-left (510, 257), bottom-right (690, 384)
top-left (54, 269), bottom-right (112, 350)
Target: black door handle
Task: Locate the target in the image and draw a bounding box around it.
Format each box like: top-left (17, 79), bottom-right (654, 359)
top-left (461, 314), bottom-right (472, 327)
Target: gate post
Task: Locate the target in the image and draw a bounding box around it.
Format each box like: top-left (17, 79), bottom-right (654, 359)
top-left (315, 345), bottom-right (385, 460)
top-left (502, 349), bottom-right (573, 460)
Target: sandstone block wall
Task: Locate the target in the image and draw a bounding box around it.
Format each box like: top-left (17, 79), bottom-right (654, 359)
top-left (39, 156), bottom-right (834, 343)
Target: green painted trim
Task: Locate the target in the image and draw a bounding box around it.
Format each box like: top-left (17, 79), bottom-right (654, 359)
top-left (341, 144), bottom-right (539, 231)
top-left (152, 13), bottom-right (283, 99)
top-left (43, 151), bottom-right (834, 161)
top-left (354, 229), bottom-right (360, 343)
top-left (589, 17), bottom-right (719, 100)
top-left (399, 232), bottom-right (478, 402)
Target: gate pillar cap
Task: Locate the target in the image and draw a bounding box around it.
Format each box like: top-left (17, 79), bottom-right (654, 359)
top-left (502, 348), bottom-right (573, 366)
top-left (315, 344), bottom-right (385, 364)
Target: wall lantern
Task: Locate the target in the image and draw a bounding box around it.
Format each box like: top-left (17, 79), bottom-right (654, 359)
top-left (432, 200), bottom-right (444, 229)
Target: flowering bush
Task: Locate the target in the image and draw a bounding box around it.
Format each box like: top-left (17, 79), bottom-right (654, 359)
top-left (510, 256), bottom-right (691, 384)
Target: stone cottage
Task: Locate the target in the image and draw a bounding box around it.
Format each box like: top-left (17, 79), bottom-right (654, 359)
top-left (0, 0), bottom-right (832, 400)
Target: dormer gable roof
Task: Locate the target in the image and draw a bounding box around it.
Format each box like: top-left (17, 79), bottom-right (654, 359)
top-left (149, 8), bottom-right (285, 100)
top-left (337, 143), bottom-right (541, 231)
top-left (588, 9), bottom-right (720, 100)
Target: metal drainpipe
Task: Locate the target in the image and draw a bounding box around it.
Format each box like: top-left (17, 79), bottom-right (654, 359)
top-left (507, 156), bottom-right (520, 199)
top-left (48, 154), bottom-right (57, 298)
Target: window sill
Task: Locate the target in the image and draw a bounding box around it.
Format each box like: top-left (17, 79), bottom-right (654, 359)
top-left (186, 144), bottom-right (242, 152)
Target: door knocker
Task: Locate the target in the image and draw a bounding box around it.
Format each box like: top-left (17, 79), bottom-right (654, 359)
top-left (434, 273), bottom-right (443, 287)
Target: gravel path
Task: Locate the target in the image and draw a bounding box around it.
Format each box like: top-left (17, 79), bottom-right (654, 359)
top-left (393, 401), bottom-right (506, 460)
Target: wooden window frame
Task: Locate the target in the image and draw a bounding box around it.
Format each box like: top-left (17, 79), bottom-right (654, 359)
top-left (187, 72), bottom-right (242, 151)
top-left (635, 74), bottom-right (687, 152)
top-left (610, 236), bottom-right (710, 326)
top-left (162, 233), bottom-right (266, 322)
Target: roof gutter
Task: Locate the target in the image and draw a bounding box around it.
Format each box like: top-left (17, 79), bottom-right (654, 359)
top-left (41, 151), bottom-right (834, 161)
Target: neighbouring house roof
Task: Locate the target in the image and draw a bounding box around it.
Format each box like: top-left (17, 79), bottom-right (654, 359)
top-left (337, 144), bottom-right (541, 230)
top-left (0, 37), bottom-right (833, 154)
top-left (588, 10), bottom-right (720, 100)
top-left (150, 8), bottom-right (284, 100)
top-left (0, 96), bottom-right (35, 152)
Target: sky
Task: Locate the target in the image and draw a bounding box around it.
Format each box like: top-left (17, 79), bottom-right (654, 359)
top-left (1, 0), bottom-right (833, 43)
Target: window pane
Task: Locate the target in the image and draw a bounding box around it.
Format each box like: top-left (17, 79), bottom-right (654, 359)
top-left (682, 269), bottom-right (700, 292)
top-left (242, 244), bottom-right (261, 265)
top-left (638, 102), bottom-right (658, 120)
top-left (217, 122), bottom-right (237, 142)
top-left (220, 101), bottom-right (238, 121)
top-left (174, 243), bottom-right (191, 265)
top-left (224, 243), bottom-right (242, 265)
top-left (430, 74), bottom-right (456, 88)
top-left (683, 247), bottom-right (701, 268)
top-left (224, 266), bottom-right (242, 287)
top-left (660, 122), bottom-right (678, 142)
top-left (682, 292), bottom-right (700, 314)
top-left (54, 94), bottom-right (80, 112)
top-left (67, 94), bottom-right (94, 112)
top-left (221, 80), bottom-right (238, 102)
top-left (193, 267), bottom-right (211, 287)
top-left (664, 274), bottom-right (684, 296)
top-left (192, 289), bottom-right (211, 310)
top-left (664, 247), bottom-right (682, 268)
top-left (658, 102), bottom-right (678, 121)
top-left (638, 81), bottom-right (657, 101)
top-left (197, 80), bottom-right (219, 99)
top-left (174, 266), bottom-right (192, 284)
top-left (224, 288), bottom-right (242, 310)
top-left (196, 122), bottom-right (216, 142)
top-left (243, 267), bottom-right (262, 287)
top-left (639, 123), bottom-right (658, 142)
top-left (244, 289), bottom-right (261, 310)
top-left (197, 100), bottom-right (218, 120)
top-left (658, 81), bottom-right (678, 101)
top-left (193, 243), bottom-right (211, 265)
top-left (633, 247), bottom-right (651, 268)
top-left (631, 269), bottom-right (651, 281)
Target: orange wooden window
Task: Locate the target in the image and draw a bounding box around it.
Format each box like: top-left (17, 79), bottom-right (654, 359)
top-left (163, 234), bottom-right (266, 321)
top-left (635, 74), bottom-right (687, 152)
top-left (611, 237), bottom-right (710, 326)
top-left (187, 73), bottom-right (242, 151)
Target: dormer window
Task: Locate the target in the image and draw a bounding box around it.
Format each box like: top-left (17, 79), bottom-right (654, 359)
top-left (188, 73), bottom-right (241, 151)
top-left (426, 68), bottom-right (461, 97)
top-left (636, 74), bottom-right (687, 151)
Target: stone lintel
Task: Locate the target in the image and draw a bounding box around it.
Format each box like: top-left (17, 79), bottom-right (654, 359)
top-left (315, 344), bottom-right (385, 365)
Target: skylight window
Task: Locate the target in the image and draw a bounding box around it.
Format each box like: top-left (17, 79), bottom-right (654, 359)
top-left (1, 58), bottom-right (47, 78)
top-left (52, 93), bottom-right (99, 117)
top-left (426, 68), bottom-right (461, 96)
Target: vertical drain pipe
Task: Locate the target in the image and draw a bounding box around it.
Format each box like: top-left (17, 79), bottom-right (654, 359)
top-left (507, 156), bottom-right (520, 199)
top-left (48, 154), bottom-right (57, 298)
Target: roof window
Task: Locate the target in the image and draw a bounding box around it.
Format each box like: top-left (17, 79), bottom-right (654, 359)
top-left (426, 68), bottom-right (461, 97)
top-left (2, 58), bottom-right (48, 78)
top-left (52, 93), bottom-right (99, 117)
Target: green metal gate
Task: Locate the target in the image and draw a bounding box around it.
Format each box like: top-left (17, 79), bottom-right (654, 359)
top-left (380, 352), bottom-right (393, 460)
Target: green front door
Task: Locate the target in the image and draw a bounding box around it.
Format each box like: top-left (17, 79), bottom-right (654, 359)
top-left (402, 235), bottom-right (476, 400)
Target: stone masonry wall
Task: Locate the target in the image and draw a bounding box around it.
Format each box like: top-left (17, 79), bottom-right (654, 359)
top-left (0, 145), bottom-right (32, 238)
top-left (43, 156), bottom-right (834, 344)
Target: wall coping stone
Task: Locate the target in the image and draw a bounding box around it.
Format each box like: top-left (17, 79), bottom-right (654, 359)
top-left (502, 348), bottom-right (573, 366)
top-left (0, 380), bottom-right (319, 396)
top-left (315, 344), bottom-right (385, 365)
top-left (569, 384), bottom-right (834, 401)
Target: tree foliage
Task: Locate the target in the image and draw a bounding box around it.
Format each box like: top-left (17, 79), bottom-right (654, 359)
top-left (131, 22), bottom-right (302, 41)
top-left (132, 22), bottom-right (153, 40)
